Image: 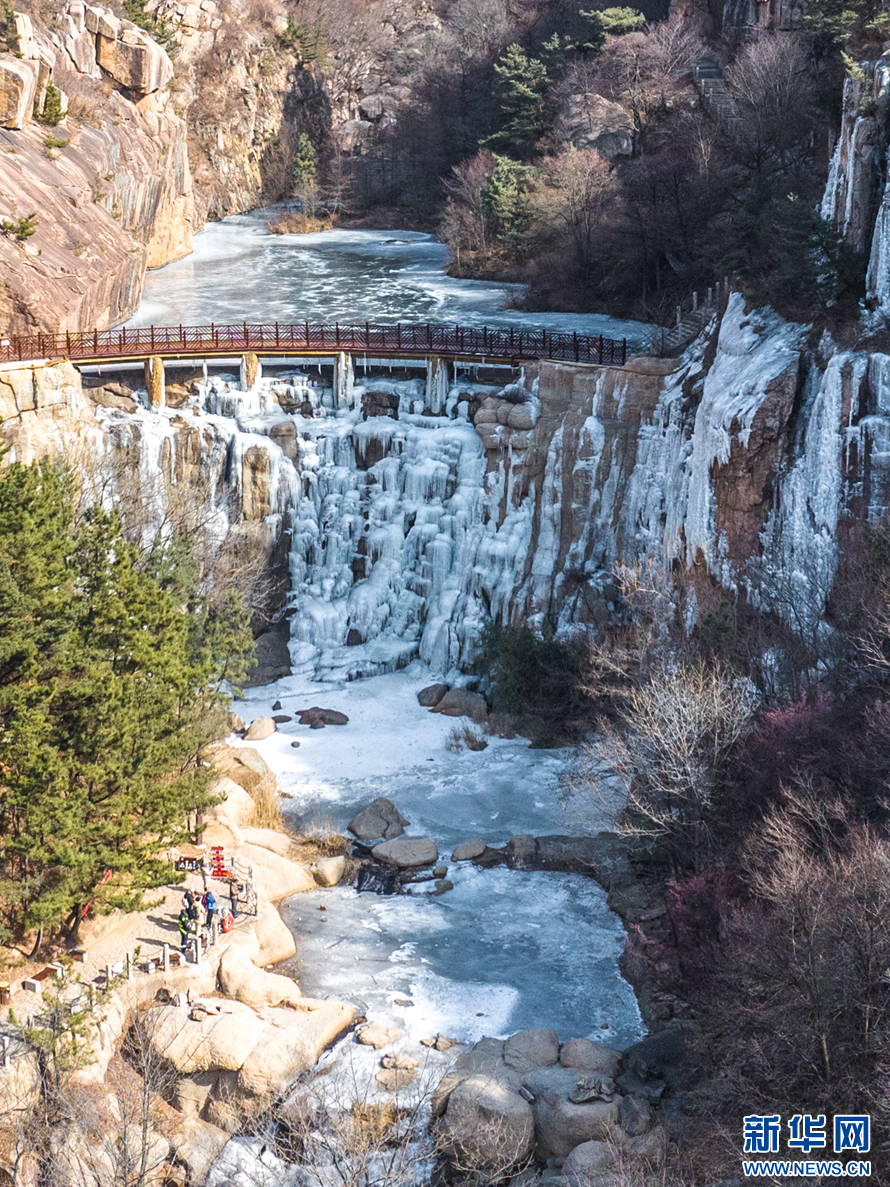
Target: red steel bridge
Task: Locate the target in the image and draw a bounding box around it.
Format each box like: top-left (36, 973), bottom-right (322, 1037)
top-left (0, 321), bottom-right (629, 367)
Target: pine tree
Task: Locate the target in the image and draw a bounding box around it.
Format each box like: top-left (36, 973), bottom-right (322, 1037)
top-left (36, 82), bottom-right (63, 127)
top-left (481, 155), bottom-right (536, 255)
top-left (0, 462), bottom-right (247, 948)
top-left (486, 44), bottom-right (551, 156)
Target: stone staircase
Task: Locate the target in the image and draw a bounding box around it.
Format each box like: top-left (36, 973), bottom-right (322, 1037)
top-left (695, 58), bottom-right (741, 130)
top-left (648, 281), bottom-right (729, 357)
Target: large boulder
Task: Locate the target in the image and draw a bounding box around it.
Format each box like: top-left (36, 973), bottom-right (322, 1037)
top-left (417, 682), bottom-right (449, 707)
top-left (146, 1002), bottom-right (268, 1075)
top-left (619, 1093), bottom-right (653, 1136)
top-left (244, 618), bottom-right (292, 686)
top-left (452, 838), bottom-right (485, 861)
top-left (372, 838), bottom-right (438, 868)
top-left (348, 797), bottom-right (409, 841)
top-left (206, 776), bottom-right (254, 833)
top-left (556, 91), bottom-right (634, 159)
top-left (625, 1124), bottom-right (669, 1162)
top-left (312, 855), bottom-right (346, 887)
top-left (218, 944), bottom-right (303, 1010)
top-left (147, 998), bottom-right (355, 1102)
top-left (168, 1115), bottom-right (230, 1183)
top-left (433, 688), bottom-right (487, 722)
top-left (563, 1139), bottom-right (616, 1183)
top-left (235, 843), bottom-right (316, 901)
top-left (96, 28), bottom-right (173, 94)
top-left (503, 1028), bottom-right (560, 1073)
top-left (438, 1075), bottom-right (535, 1171)
top-left (213, 745), bottom-right (277, 806)
top-left (620, 1024), bottom-right (697, 1092)
top-left (296, 706), bottom-right (349, 727)
top-left (0, 55), bottom-right (37, 129)
top-left (520, 1066), bottom-right (619, 1159)
top-left (560, 1039), bottom-right (621, 1078)
top-left (356, 1021), bottom-right (402, 1049)
top-left (236, 1001), bottom-right (355, 1098)
top-left (244, 717), bottom-right (276, 741)
top-left (432, 1037), bottom-right (518, 1117)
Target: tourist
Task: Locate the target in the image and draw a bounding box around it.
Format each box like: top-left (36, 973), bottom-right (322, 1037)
top-left (200, 856), bottom-right (211, 891)
top-left (177, 908), bottom-right (191, 955)
top-left (203, 888), bottom-right (217, 931)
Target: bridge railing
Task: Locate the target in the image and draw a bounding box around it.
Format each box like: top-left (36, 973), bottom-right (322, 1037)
top-left (0, 322), bottom-right (628, 367)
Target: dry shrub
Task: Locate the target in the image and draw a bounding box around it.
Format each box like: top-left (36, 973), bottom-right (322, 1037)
top-left (445, 724), bottom-right (488, 752)
top-left (266, 211), bottom-right (333, 234)
top-left (483, 712), bottom-right (517, 739)
top-left (248, 780), bottom-right (286, 832)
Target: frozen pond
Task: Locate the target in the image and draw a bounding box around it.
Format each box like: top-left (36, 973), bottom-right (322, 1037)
top-left (129, 213), bottom-right (649, 347)
top-left (231, 669), bottom-right (644, 1073)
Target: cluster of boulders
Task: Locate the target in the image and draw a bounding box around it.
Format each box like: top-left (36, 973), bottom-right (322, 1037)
top-left (434, 1027), bottom-right (694, 1185)
top-left (231, 704), bottom-right (350, 742)
top-left (346, 798), bottom-right (455, 895)
top-left (417, 682), bottom-right (488, 722)
top-left (473, 387), bottom-right (540, 454)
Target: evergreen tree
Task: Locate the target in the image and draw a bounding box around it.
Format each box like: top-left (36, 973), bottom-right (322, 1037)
top-left (0, 461), bottom-right (248, 948)
top-left (36, 82), bottom-right (63, 127)
top-left (480, 155), bottom-right (536, 254)
top-left (292, 133), bottom-right (316, 189)
top-left (486, 44), bottom-right (551, 156)
top-left (578, 6), bottom-right (646, 53)
top-left (727, 183), bottom-right (866, 315)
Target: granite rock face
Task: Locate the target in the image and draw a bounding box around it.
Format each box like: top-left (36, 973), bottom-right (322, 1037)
top-left (96, 27), bottom-right (173, 94)
top-left (0, 4), bottom-right (192, 334)
top-left (0, 56), bottom-right (37, 128)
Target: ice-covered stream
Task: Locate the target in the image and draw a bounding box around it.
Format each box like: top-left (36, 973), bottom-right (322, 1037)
top-left (231, 668), bottom-right (644, 1067)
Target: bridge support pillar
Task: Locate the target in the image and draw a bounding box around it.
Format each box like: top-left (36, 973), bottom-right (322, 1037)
top-left (144, 356), bottom-right (165, 409)
top-left (240, 352), bottom-right (261, 391)
top-left (334, 352), bottom-right (354, 409)
top-left (426, 355), bottom-right (449, 414)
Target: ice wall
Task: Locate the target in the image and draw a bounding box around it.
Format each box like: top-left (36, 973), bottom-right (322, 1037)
top-left (45, 292), bottom-right (890, 684)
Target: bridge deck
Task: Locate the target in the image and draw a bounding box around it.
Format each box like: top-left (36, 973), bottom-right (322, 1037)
top-left (0, 322), bottom-right (628, 368)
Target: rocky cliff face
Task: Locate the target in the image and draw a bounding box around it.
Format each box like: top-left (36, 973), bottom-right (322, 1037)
top-left (0, 3), bottom-right (192, 333)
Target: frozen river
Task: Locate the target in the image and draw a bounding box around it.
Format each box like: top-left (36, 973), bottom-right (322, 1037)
top-left (133, 213), bottom-right (645, 1100)
top-left (231, 670), bottom-right (644, 1079)
top-left (130, 212), bottom-right (649, 347)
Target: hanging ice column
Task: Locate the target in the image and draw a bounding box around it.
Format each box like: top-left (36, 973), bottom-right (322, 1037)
top-left (426, 357), bottom-right (450, 414)
top-left (334, 352), bottom-right (354, 409)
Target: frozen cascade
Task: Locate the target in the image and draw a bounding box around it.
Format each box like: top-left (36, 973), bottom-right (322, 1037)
top-left (683, 294), bottom-right (807, 580)
top-left (755, 354), bottom-right (865, 631)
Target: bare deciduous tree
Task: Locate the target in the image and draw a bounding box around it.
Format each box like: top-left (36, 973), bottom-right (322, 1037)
top-left (590, 661), bottom-right (758, 874)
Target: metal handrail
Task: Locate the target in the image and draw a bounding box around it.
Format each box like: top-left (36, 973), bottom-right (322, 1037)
top-left (0, 322), bottom-right (628, 367)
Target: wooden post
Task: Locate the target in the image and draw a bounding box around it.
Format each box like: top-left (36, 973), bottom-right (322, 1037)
top-left (194, 933), bottom-right (202, 965)
top-left (105, 963), bottom-right (113, 985)
top-left (162, 943), bottom-right (170, 973)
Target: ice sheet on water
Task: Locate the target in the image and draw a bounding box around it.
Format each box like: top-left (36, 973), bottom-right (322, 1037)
top-left (234, 670), bottom-right (643, 1060)
top-left (127, 219), bottom-right (650, 347)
